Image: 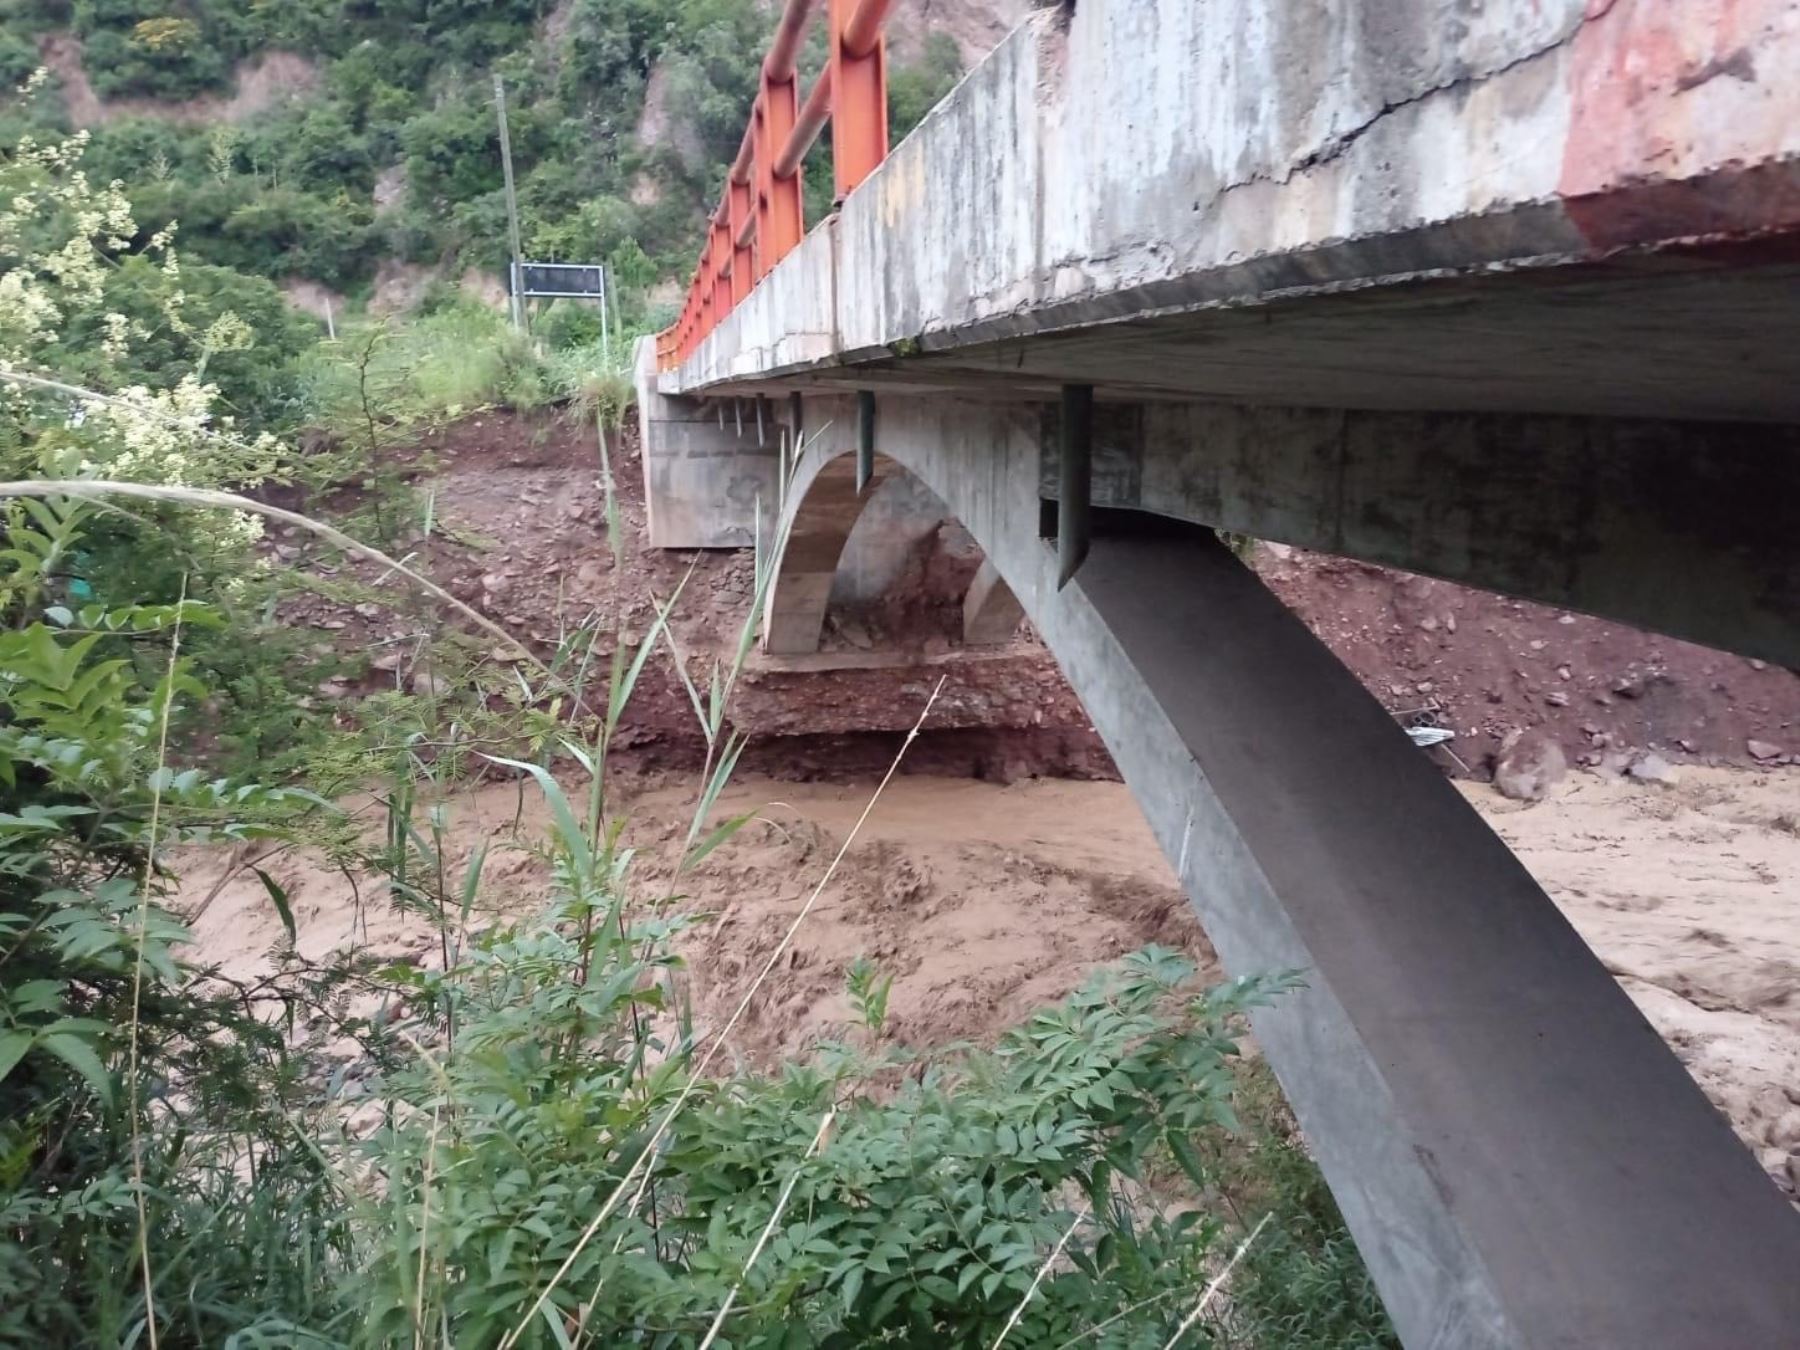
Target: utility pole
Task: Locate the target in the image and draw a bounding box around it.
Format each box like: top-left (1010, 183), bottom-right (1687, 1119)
top-left (599, 264), bottom-right (611, 369)
top-left (493, 73), bottom-right (525, 332)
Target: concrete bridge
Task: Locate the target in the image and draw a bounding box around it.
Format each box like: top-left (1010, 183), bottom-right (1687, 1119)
top-left (634, 2), bottom-right (1800, 1345)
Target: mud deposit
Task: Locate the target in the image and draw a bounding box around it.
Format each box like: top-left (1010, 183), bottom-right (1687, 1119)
top-left (179, 767), bottom-right (1800, 1204)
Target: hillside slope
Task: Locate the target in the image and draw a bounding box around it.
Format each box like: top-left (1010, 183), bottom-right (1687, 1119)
top-left (4, 0), bottom-right (1003, 317)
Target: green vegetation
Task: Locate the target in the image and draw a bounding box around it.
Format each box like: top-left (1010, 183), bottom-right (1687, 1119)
top-left (0, 48), bottom-right (1397, 1350)
top-left (1, 0), bottom-right (965, 314)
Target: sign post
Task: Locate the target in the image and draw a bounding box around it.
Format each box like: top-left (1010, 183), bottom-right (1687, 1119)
top-left (494, 74), bottom-right (525, 332)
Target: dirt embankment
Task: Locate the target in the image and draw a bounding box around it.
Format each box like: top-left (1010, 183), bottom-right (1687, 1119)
top-left (276, 409), bottom-right (1800, 785)
top-left (1261, 547), bottom-right (1800, 778)
top-left (275, 411), bottom-right (1112, 779)
top-left (38, 33), bottom-right (319, 128)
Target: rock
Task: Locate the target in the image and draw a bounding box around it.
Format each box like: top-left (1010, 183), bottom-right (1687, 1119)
top-left (1444, 614), bottom-right (1457, 634)
top-left (411, 671), bottom-right (453, 699)
top-left (1747, 739), bottom-right (1784, 761)
top-left (1544, 691), bottom-right (1569, 707)
top-left (1677, 738), bottom-right (1696, 753)
top-left (922, 634), bottom-right (952, 657)
top-left (1558, 614), bottom-right (1577, 625)
top-left (354, 602), bottom-right (381, 620)
top-left (1611, 668), bottom-right (1668, 700)
top-left (1493, 730), bottom-right (1567, 803)
top-left (837, 619), bottom-right (874, 651)
top-left (370, 651), bottom-right (405, 673)
top-left (1528, 639), bottom-right (1547, 651)
top-left (1415, 680), bottom-right (1433, 694)
top-left (1597, 750), bottom-right (1635, 777)
top-left (1417, 617), bottom-right (1438, 632)
top-left (1556, 665), bottom-right (1572, 680)
top-left (1627, 752), bottom-right (1680, 787)
top-left (1749, 659), bottom-right (1768, 671)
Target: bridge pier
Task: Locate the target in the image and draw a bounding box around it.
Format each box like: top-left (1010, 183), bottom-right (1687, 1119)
top-left (747, 392), bottom-right (1800, 1350)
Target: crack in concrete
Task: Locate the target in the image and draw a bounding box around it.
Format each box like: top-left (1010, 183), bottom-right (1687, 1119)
top-left (1282, 25), bottom-right (1586, 186)
top-left (1036, 7), bottom-right (1610, 277)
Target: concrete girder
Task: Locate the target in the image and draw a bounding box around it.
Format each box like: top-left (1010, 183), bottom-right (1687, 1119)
top-left (757, 390), bottom-right (1800, 667)
top-left (760, 449), bottom-right (1026, 653)
top-left (767, 391), bottom-right (1800, 1350)
top-left (762, 448), bottom-right (891, 653)
top-left (1029, 401), bottom-right (1800, 669)
top-left (666, 1), bottom-right (1800, 420)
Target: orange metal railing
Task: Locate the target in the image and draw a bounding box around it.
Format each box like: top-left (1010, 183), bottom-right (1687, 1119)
top-left (655, 0), bottom-right (893, 371)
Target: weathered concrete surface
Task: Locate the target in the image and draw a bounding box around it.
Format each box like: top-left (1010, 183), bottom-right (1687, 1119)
top-left (767, 392), bottom-right (1800, 1350)
top-left (667, 0), bottom-right (1800, 420)
top-left (763, 449), bottom-right (891, 653)
top-left (830, 474), bottom-right (958, 607)
top-left (1053, 401), bottom-right (1800, 668)
top-left (634, 341), bottom-right (778, 548)
top-left (963, 558), bottom-right (1023, 645)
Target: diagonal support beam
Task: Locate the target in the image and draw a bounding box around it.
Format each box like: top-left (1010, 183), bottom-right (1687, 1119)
top-left (1058, 532), bottom-right (1800, 1349)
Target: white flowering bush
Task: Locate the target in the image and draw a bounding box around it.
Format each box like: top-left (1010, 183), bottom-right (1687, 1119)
top-left (0, 109), bottom-right (281, 555)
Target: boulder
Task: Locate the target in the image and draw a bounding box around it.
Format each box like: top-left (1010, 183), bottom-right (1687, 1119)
top-left (1627, 751), bottom-right (1680, 787)
top-left (1493, 730), bottom-right (1567, 803)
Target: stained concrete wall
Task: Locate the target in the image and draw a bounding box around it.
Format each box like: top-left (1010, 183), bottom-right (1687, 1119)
top-left (767, 392), bottom-right (1800, 1349)
top-left (829, 474), bottom-right (958, 607)
top-left (634, 339), bottom-right (779, 548)
top-left (669, 0), bottom-right (1800, 392)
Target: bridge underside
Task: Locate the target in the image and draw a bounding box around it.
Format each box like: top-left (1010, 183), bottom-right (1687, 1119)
top-left (719, 393), bottom-right (1800, 1350)
top-left (652, 263), bottom-right (1800, 665)
top-left (638, 0), bottom-right (1800, 1343)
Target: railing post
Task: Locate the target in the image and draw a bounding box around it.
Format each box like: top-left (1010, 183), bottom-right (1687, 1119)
top-left (829, 0), bottom-right (888, 200)
top-left (728, 178), bottom-right (753, 306)
top-left (752, 96), bottom-right (773, 283)
top-left (763, 75), bottom-right (804, 267)
top-left (710, 195), bottom-right (731, 322)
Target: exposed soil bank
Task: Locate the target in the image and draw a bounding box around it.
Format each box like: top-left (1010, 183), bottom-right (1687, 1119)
top-left (274, 410), bottom-right (1800, 784)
